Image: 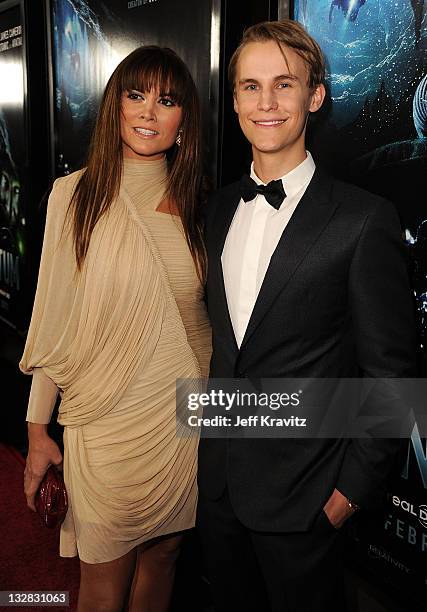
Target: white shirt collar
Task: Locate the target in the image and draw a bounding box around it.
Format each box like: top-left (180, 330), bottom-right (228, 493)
top-left (250, 151), bottom-right (316, 200)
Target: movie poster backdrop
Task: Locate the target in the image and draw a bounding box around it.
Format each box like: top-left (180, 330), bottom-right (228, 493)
top-left (293, 0), bottom-right (427, 604)
top-left (0, 0), bottom-right (26, 329)
top-left (48, 0), bottom-right (219, 180)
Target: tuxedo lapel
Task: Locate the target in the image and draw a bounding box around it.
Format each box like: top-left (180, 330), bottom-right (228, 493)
top-left (209, 183), bottom-right (241, 351)
top-left (240, 170), bottom-right (337, 349)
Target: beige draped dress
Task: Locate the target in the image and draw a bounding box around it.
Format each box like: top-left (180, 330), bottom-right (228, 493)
top-left (20, 157), bottom-right (211, 563)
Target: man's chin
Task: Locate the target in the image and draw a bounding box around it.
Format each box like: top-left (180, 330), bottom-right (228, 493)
top-left (251, 142), bottom-right (289, 155)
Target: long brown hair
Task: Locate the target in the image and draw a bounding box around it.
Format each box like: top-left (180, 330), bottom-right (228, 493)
top-left (68, 45), bottom-right (206, 281)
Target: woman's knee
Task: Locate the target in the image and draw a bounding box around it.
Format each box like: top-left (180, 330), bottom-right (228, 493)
top-left (78, 550), bottom-right (136, 612)
top-left (142, 534), bottom-right (183, 564)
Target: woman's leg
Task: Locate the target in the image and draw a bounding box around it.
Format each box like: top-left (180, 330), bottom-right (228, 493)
top-left (127, 533), bottom-right (183, 612)
top-left (78, 548), bottom-right (137, 612)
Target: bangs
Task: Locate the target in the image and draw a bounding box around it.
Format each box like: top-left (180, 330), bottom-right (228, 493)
top-left (119, 49), bottom-right (190, 106)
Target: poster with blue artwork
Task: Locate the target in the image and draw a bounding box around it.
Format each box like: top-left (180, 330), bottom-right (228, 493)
top-left (0, 1), bottom-right (26, 329)
top-left (49, 0), bottom-right (218, 179)
top-left (293, 2), bottom-right (427, 605)
top-left (294, 0), bottom-right (427, 357)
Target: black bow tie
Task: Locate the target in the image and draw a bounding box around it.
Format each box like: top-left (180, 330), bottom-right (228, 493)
top-left (240, 174), bottom-right (286, 210)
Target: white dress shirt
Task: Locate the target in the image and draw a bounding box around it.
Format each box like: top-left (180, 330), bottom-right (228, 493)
top-left (222, 152), bottom-right (316, 348)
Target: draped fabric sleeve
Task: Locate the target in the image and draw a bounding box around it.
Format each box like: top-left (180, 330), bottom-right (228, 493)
top-left (19, 168), bottom-right (172, 429)
top-left (19, 173), bottom-right (81, 384)
top-left (26, 368), bottom-right (60, 424)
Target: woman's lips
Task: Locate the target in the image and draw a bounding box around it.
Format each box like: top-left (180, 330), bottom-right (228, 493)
top-left (133, 127), bottom-right (159, 136)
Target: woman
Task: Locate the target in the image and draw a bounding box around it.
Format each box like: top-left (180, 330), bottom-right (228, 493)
top-left (20, 46), bottom-right (211, 612)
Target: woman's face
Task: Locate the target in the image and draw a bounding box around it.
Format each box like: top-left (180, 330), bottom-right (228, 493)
top-left (120, 88), bottom-right (183, 160)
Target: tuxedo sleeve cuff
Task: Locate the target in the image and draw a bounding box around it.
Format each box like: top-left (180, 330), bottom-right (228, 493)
top-left (335, 438), bottom-right (402, 510)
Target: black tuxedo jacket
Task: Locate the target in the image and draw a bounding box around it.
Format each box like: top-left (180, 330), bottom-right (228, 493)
top-left (198, 168), bottom-right (417, 533)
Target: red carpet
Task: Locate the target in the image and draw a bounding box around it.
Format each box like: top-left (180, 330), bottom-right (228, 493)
top-left (0, 444), bottom-right (79, 611)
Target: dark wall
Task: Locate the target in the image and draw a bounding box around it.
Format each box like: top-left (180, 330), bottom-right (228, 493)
top-left (22, 0), bottom-right (51, 329)
top-left (0, 0), bottom-right (50, 333)
top-left (218, 0), bottom-right (279, 185)
top-left (0, 0), bottom-right (50, 447)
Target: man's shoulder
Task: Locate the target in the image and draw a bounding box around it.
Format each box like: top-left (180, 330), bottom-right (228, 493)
top-left (332, 177), bottom-right (386, 206)
top-left (208, 180), bottom-right (241, 205)
top-left (204, 180), bottom-right (241, 226)
top-left (319, 170), bottom-right (396, 219)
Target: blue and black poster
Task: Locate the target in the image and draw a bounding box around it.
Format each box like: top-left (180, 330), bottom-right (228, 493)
top-left (49, 0), bottom-right (217, 178)
top-left (0, 1), bottom-right (26, 329)
top-left (294, 1), bottom-right (427, 605)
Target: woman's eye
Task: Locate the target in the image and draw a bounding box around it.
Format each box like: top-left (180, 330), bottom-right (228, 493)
top-left (159, 97), bottom-right (176, 107)
top-left (127, 91), bottom-right (143, 100)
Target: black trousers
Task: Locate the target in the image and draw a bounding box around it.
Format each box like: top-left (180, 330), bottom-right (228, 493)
top-left (197, 488), bottom-right (347, 612)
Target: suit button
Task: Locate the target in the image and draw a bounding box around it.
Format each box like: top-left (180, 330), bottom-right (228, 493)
top-left (236, 370), bottom-right (245, 378)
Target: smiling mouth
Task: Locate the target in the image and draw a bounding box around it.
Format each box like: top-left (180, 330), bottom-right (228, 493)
top-left (253, 120), bottom-right (286, 127)
top-left (134, 127), bottom-right (159, 136)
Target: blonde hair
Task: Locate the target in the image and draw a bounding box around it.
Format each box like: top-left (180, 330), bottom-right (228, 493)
top-left (229, 19), bottom-right (326, 91)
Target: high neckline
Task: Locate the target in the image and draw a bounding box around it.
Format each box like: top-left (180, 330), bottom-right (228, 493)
top-left (123, 156), bottom-right (168, 179)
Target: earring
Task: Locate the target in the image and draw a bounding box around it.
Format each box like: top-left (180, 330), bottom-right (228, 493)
top-left (176, 129), bottom-right (183, 147)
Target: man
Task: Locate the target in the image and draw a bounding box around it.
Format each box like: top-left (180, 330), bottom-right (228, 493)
top-left (197, 19), bottom-right (417, 612)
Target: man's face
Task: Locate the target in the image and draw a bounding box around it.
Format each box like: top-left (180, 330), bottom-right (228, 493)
top-left (233, 40), bottom-right (324, 161)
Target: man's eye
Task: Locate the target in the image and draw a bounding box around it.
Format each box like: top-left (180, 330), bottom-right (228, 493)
top-left (244, 84), bottom-right (257, 91)
top-left (278, 82), bottom-right (290, 89)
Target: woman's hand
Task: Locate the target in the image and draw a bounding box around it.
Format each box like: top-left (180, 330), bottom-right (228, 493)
top-left (24, 423), bottom-right (63, 511)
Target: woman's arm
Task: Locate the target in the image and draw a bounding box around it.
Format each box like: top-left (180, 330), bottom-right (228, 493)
top-left (24, 368), bottom-right (63, 511)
